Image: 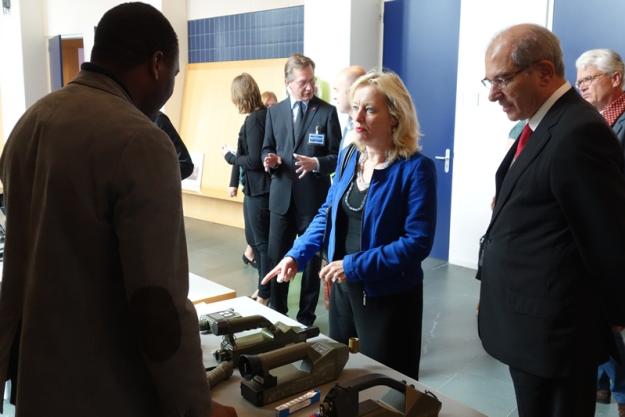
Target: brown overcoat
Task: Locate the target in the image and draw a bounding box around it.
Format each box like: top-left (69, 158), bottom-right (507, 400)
top-left (0, 70), bottom-right (211, 416)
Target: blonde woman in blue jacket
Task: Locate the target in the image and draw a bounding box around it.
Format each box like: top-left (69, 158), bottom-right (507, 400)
top-left (263, 70), bottom-right (437, 379)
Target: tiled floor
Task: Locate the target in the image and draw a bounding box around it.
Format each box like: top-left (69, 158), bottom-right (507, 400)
top-left (2, 218), bottom-right (622, 416)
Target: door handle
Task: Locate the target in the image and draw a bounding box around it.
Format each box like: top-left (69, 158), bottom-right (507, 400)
top-left (434, 148), bottom-right (451, 173)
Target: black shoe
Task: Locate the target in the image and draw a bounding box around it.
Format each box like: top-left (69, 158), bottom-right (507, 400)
top-left (242, 254), bottom-right (258, 269)
top-left (596, 389), bottom-right (611, 404)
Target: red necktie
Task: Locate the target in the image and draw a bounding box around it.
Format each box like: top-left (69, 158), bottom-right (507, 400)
top-left (513, 124), bottom-right (533, 160)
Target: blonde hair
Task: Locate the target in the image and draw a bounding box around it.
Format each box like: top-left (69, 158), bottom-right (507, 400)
top-left (350, 70), bottom-right (421, 160)
top-left (231, 73), bottom-right (264, 114)
top-left (261, 91), bottom-right (278, 106)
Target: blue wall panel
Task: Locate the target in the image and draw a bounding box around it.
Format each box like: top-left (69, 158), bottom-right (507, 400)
top-left (188, 6), bottom-right (304, 63)
top-left (383, 0), bottom-right (461, 261)
top-left (553, 0), bottom-right (625, 86)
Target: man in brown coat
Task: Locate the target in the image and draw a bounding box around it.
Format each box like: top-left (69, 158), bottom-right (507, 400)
top-left (0, 3), bottom-right (235, 417)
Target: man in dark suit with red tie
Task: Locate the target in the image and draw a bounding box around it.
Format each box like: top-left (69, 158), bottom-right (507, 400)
top-left (477, 23), bottom-right (625, 417)
top-left (262, 53), bottom-right (341, 325)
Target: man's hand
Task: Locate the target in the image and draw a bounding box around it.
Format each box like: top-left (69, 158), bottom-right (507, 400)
top-left (228, 187), bottom-right (238, 198)
top-left (261, 257), bottom-right (298, 284)
top-left (293, 153), bottom-right (318, 179)
top-left (319, 260), bottom-right (345, 284)
top-left (263, 153), bottom-right (282, 172)
top-left (210, 400), bottom-right (238, 417)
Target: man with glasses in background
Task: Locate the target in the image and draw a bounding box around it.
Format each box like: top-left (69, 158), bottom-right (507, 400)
top-left (576, 48), bottom-right (625, 417)
top-left (477, 24), bottom-right (625, 417)
top-left (576, 49), bottom-right (625, 163)
top-left (262, 53), bottom-right (341, 325)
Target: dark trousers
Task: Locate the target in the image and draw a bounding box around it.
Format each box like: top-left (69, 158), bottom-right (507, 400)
top-left (267, 206), bottom-right (320, 326)
top-left (329, 280), bottom-right (423, 380)
top-left (509, 363), bottom-right (597, 417)
top-left (243, 194), bottom-right (271, 299)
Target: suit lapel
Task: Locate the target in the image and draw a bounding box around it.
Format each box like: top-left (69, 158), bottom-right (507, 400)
top-left (490, 89), bottom-right (577, 227)
top-left (279, 99), bottom-right (296, 148)
top-left (294, 96), bottom-right (320, 150)
top-left (613, 113), bottom-right (625, 142)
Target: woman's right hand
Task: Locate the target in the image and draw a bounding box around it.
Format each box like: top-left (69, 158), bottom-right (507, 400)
top-left (228, 187), bottom-right (238, 198)
top-left (261, 257), bottom-right (298, 284)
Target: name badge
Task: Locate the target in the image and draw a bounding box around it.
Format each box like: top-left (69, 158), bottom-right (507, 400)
top-left (308, 133), bottom-right (325, 145)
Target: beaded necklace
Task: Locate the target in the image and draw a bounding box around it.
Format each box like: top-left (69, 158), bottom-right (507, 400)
top-left (344, 149), bottom-right (391, 212)
top-left (344, 181), bottom-right (369, 212)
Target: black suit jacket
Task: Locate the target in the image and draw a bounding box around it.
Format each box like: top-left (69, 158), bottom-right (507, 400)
top-left (225, 108), bottom-right (270, 196)
top-left (155, 111), bottom-right (194, 180)
top-left (478, 88), bottom-right (625, 378)
top-left (262, 96), bottom-right (341, 215)
top-left (612, 109), bottom-right (625, 167)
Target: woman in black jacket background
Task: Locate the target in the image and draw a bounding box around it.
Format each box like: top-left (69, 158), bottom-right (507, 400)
top-left (223, 73), bottom-right (271, 304)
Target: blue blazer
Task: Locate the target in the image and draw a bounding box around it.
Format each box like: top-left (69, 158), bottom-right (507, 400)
top-left (287, 146), bottom-right (437, 297)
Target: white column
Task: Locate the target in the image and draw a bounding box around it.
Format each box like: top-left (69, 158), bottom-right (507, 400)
top-left (161, 0), bottom-right (187, 129)
top-left (304, 0), bottom-right (382, 88)
top-left (0, 0), bottom-right (27, 141)
top-left (20, 0), bottom-right (48, 107)
top-left (448, 0), bottom-right (553, 268)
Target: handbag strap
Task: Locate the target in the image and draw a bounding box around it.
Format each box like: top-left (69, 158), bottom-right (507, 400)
top-left (337, 143), bottom-right (357, 178)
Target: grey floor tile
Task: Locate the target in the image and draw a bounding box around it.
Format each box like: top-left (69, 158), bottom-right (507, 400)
top-left (506, 409), bottom-right (519, 417)
top-left (437, 372), bottom-right (517, 417)
top-left (1, 401), bottom-right (14, 417)
top-left (595, 402), bottom-right (620, 417)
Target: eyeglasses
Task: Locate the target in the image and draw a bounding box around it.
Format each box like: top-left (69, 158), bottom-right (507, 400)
top-left (290, 78), bottom-right (316, 89)
top-left (575, 73), bottom-right (607, 89)
top-left (481, 67), bottom-right (528, 90)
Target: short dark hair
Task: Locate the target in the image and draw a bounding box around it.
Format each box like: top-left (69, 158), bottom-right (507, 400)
top-left (284, 53), bottom-right (315, 82)
top-left (91, 2), bottom-right (178, 70)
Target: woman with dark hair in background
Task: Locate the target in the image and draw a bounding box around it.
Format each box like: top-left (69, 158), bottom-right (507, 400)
top-left (222, 73), bottom-right (271, 304)
top-left (231, 90), bottom-right (279, 269)
top-left (155, 111), bottom-right (194, 180)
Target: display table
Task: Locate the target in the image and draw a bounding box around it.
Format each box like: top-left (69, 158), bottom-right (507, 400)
top-left (196, 297), bottom-right (487, 417)
top-left (188, 272), bottom-right (236, 304)
top-left (0, 267), bottom-right (233, 304)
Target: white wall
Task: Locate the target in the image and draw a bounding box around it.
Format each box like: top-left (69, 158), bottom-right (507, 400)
top-left (303, 0), bottom-right (352, 84)
top-left (0, 0), bottom-right (165, 138)
top-left (161, 0), bottom-right (188, 128)
top-left (45, 0), bottom-right (161, 58)
top-left (187, 0), bottom-right (304, 20)
top-left (0, 2), bottom-right (27, 142)
top-left (448, 0), bottom-right (554, 268)
top-left (306, 0), bottom-right (383, 79)
top-left (17, 0), bottom-right (180, 129)
top-left (304, 0), bottom-right (382, 102)
top-left (350, 0), bottom-right (383, 71)
top-left (20, 0), bottom-right (48, 107)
